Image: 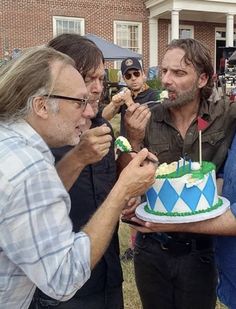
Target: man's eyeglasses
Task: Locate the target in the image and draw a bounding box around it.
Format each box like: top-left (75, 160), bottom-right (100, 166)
top-left (124, 71), bottom-right (141, 80)
top-left (43, 94), bottom-right (89, 111)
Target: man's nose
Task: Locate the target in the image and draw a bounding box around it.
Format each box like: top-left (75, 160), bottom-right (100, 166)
top-left (82, 102), bottom-right (96, 118)
top-left (90, 79), bottom-right (104, 94)
top-left (162, 71), bottom-right (172, 85)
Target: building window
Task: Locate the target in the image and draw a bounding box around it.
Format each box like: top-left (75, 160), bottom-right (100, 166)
top-left (114, 21), bottom-right (142, 53)
top-left (53, 16), bottom-right (85, 36)
top-left (215, 27), bottom-right (236, 45)
top-left (113, 21), bottom-right (142, 69)
top-left (168, 25), bottom-right (194, 41)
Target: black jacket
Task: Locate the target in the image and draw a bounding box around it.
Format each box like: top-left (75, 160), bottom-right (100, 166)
top-left (39, 115), bottom-right (123, 299)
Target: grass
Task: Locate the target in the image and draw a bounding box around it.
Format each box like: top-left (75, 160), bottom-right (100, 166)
top-left (119, 221), bottom-right (228, 309)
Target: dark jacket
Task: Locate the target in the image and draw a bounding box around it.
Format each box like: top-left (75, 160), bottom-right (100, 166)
top-left (38, 115), bottom-right (122, 299)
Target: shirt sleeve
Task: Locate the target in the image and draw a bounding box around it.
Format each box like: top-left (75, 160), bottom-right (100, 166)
top-left (1, 167), bottom-right (91, 301)
top-left (230, 203), bottom-right (236, 218)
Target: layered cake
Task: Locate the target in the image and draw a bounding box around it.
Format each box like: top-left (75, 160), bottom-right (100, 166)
top-left (144, 158), bottom-right (223, 218)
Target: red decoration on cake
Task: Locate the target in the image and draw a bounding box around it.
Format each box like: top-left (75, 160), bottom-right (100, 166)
top-left (197, 117), bottom-right (208, 166)
top-left (197, 117), bottom-right (208, 131)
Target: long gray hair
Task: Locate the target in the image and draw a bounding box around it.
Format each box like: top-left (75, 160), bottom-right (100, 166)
top-left (0, 47), bottom-right (74, 121)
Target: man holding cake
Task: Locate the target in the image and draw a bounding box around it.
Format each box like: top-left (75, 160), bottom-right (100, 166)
top-left (136, 134), bottom-right (236, 309)
top-left (123, 38), bottom-right (236, 309)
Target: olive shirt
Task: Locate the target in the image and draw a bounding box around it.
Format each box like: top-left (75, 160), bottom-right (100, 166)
top-left (142, 97), bottom-right (236, 242)
top-left (145, 98), bottom-right (236, 172)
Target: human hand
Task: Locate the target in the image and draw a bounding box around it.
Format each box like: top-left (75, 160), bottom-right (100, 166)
top-left (111, 89), bottom-right (134, 108)
top-left (122, 196), bottom-right (141, 218)
top-left (72, 124), bottom-right (112, 167)
top-left (117, 148), bottom-right (157, 200)
top-left (124, 103), bottom-right (151, 149)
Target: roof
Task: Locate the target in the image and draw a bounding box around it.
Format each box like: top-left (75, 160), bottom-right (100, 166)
top-left (84, 33), bottom-right (142, 61)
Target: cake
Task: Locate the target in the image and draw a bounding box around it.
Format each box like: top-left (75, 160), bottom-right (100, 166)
top-left (159, 90), bottom-right (169, 101)
top-left (144, 158), bottom-right (223, 218)
top-left (115, 136), bottom-right (132, 153)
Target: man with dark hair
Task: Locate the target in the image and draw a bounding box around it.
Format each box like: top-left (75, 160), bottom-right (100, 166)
top-left (0, 46), bottom-right (156, 309)
top-left (102, 57), bottom-right (157, 136)
top-left (122, 38), bottom-right (236, 309)
top-left (30, 33), bottom-right (129, 309)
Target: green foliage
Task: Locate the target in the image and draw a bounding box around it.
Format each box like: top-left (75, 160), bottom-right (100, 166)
top-left (146, 78), bottom-right (162, 90)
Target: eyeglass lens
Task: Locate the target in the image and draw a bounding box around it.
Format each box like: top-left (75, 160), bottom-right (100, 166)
top-left (124, 71), bottom-right (141, 80)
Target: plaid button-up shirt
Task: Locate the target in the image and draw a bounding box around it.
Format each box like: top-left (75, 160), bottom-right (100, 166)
top-left (0, 120), bottom-right (91, 309)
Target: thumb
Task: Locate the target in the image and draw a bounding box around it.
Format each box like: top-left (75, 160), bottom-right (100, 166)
top-left (130, 148), bottom-right (149, 165)
top-left (92, 124), bottom-right (110, 136)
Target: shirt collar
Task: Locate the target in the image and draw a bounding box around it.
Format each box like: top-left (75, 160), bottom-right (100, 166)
top-left (153, 98), bottom-right (216, 124)
top-left (5, 120), bottom-right (55, 164)
top-left (131, 82), bottom-right (149, 98)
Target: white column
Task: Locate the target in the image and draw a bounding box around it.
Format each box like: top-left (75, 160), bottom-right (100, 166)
top-left (226, 14), bottom-right (234, 47)
top-left (149, 17), bottom-right (158, 67)
top-left (171, 10), bottom-right (180, 40)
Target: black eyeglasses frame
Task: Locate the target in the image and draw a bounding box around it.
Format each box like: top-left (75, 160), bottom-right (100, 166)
top-left (43, 94), bottom-right (89, 111)
top-left (124, 71), bottom-right (141, 80)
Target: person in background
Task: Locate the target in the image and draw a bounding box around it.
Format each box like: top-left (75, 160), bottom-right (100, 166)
top-left (29, 33), bottom-right (131, 309)
top-left (102, 57), bottom-right (158, 260)
top-left (102, 57), bottom-right (157, 135)
top-left (122, 38), bottom-right (236, 309)
top-left (0, 46), bottom-right (157, 309)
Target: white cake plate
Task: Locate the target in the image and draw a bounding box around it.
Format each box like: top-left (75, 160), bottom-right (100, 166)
top-left (135, 196), bottom-right (230, 224)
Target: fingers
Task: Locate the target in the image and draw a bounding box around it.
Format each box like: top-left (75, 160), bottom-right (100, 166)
top-left (125, 104), bottom-right (151, 131)
top-left (129, 148), bottom-right (149, 165)
top-left (125, 103), bottom-right (141, 115)
top-left (91, 124), bottom-right (111, 136)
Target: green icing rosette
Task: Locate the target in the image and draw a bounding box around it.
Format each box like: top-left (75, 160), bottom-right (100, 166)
top-left (115, 136), bottom-right (132, 152)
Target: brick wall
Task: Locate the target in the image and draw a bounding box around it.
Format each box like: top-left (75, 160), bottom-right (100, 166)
top-left (1, 1), bottom-right (234, 71)
top-left (0, 0), bottom-right (150, 70)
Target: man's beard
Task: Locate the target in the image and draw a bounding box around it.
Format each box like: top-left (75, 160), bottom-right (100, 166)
top-left (162, 81), bottom-right (199, 109)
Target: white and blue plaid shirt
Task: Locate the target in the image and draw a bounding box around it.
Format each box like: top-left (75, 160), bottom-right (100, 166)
top-left (0, 120), bottom-right (91, 308)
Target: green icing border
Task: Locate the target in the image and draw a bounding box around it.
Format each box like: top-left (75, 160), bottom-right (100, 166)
top-left (144, 198), bottom-right (223, 217)
top-left (156, 161), bottom-right (215, 179)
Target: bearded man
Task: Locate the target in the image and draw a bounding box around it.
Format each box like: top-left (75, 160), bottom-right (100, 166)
top-left (122, 38), bottom-right (236, 309)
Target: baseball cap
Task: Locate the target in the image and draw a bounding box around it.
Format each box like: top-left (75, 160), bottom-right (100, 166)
top-left (121, 57), bottom-right (142, 75)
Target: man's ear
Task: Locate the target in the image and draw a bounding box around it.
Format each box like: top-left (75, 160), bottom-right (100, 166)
top-left (198, 73), bottom-right (208, 89)
top-left (32, 96), bottom-right (49, 119)
top-left (142, 71), bottom-right (147, 81)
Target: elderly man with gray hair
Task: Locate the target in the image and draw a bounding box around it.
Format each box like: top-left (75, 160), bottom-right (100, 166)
top-left (0, 47), bottom-right (156, 309)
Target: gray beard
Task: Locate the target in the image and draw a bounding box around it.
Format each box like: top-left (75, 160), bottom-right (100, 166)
top-left (162, 83), bottom-right (198, 109)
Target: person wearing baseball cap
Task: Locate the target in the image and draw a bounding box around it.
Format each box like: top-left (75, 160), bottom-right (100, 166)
top-left (102, 57), bottom-right (158, 262)
top-left (102, 57), bottom-right (158, 136)
top-left (120, 57), bottom-right (142, 76)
